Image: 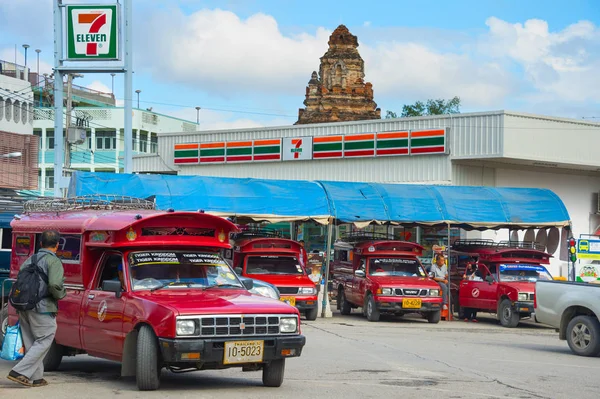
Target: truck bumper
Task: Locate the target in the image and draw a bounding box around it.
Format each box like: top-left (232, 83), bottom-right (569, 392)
top-left (376, 300), bottom-right (442, 313)
top-left (295, 300), bottom-right (318, 311)
top-left (158, 335), bottom-right (306, 366)
top-left (515, 301), bottom-right (534, 314)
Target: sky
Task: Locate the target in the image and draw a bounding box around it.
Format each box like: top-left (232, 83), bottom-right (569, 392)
top-left (1, 0), bottom-right (599, 130)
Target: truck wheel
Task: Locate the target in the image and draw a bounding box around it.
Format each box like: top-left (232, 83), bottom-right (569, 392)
top-left (566, 316), bottom-right (600, 357)
top-left (338, 289), bottom-right (352, 315)
top-left (0, 303), bottom-right (7, 343)
top-left (427, 310), bottom-right (441, 324)
top-left (305, 307), bottom-right (318, 321)
top-left (262, 358), bottom-right (285, 387)
top-left (136, 325), bottom-right (161, 391)
top-left (499, 299), bottom-right (519, 328)
top-left (43, 340), bottom-right (64, 371)
top-left (364, 294), bottom-right (380, 322)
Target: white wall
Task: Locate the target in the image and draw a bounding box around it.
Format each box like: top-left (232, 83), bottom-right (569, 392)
top-left (495, 167), bottom-right (600, 276)
top-left (0, 74), bottom-right (34, 135)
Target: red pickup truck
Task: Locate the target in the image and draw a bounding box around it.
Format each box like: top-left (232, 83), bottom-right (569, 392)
top-left (331, 235), bottom-right (443, 323)
top-left (6, 198), bottom-right (305, 390)
top-left (226, 229), bottom-right (319, 320)
top-left (450, 239), bottom-right (553, 327)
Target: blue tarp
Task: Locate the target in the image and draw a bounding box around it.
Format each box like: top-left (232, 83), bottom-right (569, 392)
top-left (68, 172), bottom-right (571, 229)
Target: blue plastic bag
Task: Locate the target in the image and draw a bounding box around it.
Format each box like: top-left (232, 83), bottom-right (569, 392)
top-left (1, 322), bottom-right (24, 361)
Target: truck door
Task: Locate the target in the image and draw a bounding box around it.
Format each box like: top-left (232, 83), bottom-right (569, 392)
top-left (479, 264), bottom-right (499, 310)
top-left (459, 264), bottom-right (490, 310)
top-left (81, 253), bottom-right (127, 358)
top-left (350, 258), bottom-right (367, 304)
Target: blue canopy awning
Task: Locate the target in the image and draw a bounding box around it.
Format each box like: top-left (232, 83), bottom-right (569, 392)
top-left (68, 172), bottom-right (570, 229)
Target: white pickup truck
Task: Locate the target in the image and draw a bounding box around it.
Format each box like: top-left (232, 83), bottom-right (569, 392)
top-left (535, 280), bottom-right (600, 356)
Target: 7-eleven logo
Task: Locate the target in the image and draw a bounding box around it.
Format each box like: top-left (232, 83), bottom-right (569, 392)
top-left (68, 6), bottom-right (116, 59)
top-left (291, 139), bottom-right (303, 159)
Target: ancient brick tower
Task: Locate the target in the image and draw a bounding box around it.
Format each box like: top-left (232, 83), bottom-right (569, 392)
top-left (296, 25), bottom-right (381, 125)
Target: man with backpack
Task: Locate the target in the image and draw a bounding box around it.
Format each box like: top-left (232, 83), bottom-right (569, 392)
top-left (7, 230), bottom-right (66, 387)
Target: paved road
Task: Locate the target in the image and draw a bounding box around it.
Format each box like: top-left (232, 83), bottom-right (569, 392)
top-left (0, 312), bottom-right (597, 398)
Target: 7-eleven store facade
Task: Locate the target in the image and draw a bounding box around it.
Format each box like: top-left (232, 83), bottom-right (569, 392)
top-left (134, 110), bottom-right (600, 276)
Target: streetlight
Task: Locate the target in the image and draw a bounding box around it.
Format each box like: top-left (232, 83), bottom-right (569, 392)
top-left (135, 89), bottom-right (141, 108)
top-left (195, 106), bottom-right (201, 124)
top-left (35, 49), bottom-right (41, 87)
top-left (110, 73), bottom-right (116, 94)
top-left (22, 44), bottom-right (30, 68)
top-left (0, 152), bottom-right (22, 158)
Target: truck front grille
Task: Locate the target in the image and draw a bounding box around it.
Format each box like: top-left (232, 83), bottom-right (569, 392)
top-left (187, 314), bottom-right (295, 338)
top-left (277, 287), bottom-right (299, 294)
top-left (395, 288), bottom-right (429, 296)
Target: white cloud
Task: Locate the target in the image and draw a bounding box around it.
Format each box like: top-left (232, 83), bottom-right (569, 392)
top-left (86, 81), bottom-right (111, 94)
top-left (136, 9), bottom-right (331, 96)
top-left (168, 107), bottom-right (290, 131)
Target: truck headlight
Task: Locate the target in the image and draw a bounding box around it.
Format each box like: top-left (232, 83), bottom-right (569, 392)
top-left (299, 287), bottom-right (316, 295)
top-left (378, 287), bottom-right (393, 296)
top-left (518, 293), bottom-right (529, 301)
top-left (429, 289), bottom-right (440, 296)
top-left (280, 317), bottom-right (298, 333)
top-left (176, 320), bottom-right (197, 336)
top-left (252, 286), bottom-right (279, 300)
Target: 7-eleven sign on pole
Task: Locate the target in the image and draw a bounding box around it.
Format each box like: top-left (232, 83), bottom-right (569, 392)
top-left (66, 4), bottom-right (120, 60)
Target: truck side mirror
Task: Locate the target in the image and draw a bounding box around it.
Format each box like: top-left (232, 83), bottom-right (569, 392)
top-left (239, 277), bottom-right (254, 290)
top-left (355, 270), bottom-right (366, 278)
top-left (234, 267), bottom-right (242, 275)
top-left (485, 275), bottom-right (494, 284)
top-left (102, 280), bottom-right (123, 298)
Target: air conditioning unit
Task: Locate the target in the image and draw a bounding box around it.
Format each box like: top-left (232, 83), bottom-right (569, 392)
top-left (67, 126), bottom-right (86, 145)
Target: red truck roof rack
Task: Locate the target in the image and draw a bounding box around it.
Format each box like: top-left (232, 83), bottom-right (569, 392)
top-left (231, 226), bottom-right (285, 240)
top-left (23, 195), bottom-right (155, 213)
top-left (452, 239), bottom-right (545, 251)
top-left (340, 231), bottom-right (403, 244)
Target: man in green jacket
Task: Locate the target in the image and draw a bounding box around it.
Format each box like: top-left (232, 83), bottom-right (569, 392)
top-left (7, 230), bottom-right (66, 388)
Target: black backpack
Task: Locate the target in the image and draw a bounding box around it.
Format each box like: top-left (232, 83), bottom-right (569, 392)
top-left (9, 254), bottom-right (50, 311)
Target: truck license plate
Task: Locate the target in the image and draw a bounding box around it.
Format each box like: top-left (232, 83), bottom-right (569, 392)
top-left (402, 298), bottom-right (422, 309)
top-left (223, 340), bottom-right (264, 365)
top-left (280, 296), bottom-right (296, 306)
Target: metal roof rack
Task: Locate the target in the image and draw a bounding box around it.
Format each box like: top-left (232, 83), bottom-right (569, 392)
top-left (340, 231), bottom-right (401, 244)
top-left (496, 240), bottom-right (546, 251)
top-left (23, 195), bottom-right (156, 213)
top-left (452, 239), bottom-right (496, 249)
top-left (231, 227), bottom-right (284, 240)
top-left (452, 239), bottom-right (545, 251)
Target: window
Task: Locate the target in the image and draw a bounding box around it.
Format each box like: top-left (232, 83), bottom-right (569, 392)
top-left (97, 253), bottom-right (124, 290)
top-left (150, 134), bottom-right (158, 153)
top-left (0, 97), bottom-right (4, 120)
top-left (34, 130), bottom-right (42, 149)
top-left (246, 256), bottom-right (303, 275)
top-left (139, 132), bottom-right (148, 153)
top-left (15, 236), bottom-right (31, 256)
top-left (13, 100), bottom-right (20, 124)
top-left (46, 132), bottom-right (55, 150)
top-left (21, 102), bottom-right (27, 124)
top-left (48, 233), bottom-right (82, 263)
top-left (45, 175), bottom-right (54, 189)
top-left (5, 99), bottom-right (12, 122)
top-left (96, 131), bottom-right (116, 150)
top-left (1, 228), bottom-right (12, 250)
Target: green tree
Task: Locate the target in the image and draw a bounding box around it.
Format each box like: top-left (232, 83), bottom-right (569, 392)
top-left (385, 96), bottom-right (461, 118)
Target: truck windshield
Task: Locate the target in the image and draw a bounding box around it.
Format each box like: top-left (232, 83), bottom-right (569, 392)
top-left (368, 258), bottom-right (426, 277)
top-left (127, 251), bottom-right (243, 291)
top-left (246, 256), bottom-right (304, 275)
top-left (498, 264), bottom-right (553, 282)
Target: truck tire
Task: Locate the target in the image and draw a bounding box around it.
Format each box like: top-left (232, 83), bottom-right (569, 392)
top-left (338, 289), bottom-right (352, 315)
top-left (43, 340), bottom-right (64, 371)
top-left (262, 358), bottom-right (285, 387)
top-left (427, 310), bottom-right (441, 324)
top-left (305, 307), bottom-right (318, 321)
top-left (0, 303), bottom-right (7, 343)
top-left (136, 325), bottom-right (161, 391)
top-left (566, 316), bottom-right (600, 357)
top-left (499, 299), bottom-right (519, 328)
top-left (364, 294), bottom-right (380, 322)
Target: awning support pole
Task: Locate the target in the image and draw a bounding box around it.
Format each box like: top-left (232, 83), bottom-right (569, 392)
top-left (447, 223), bottom-right (452, 319)
top-left (321, 219), bottom-right (334, 318)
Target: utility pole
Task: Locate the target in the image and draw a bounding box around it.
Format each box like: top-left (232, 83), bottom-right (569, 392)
top-left (65, 73), bottom-right (83, 172)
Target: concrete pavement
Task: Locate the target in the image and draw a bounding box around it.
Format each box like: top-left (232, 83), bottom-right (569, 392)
top-left (0, 312), bottom-right (596, 398)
